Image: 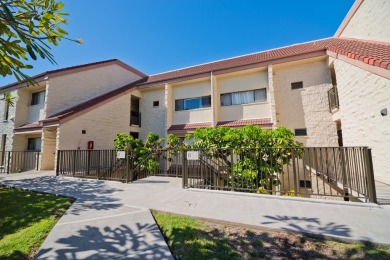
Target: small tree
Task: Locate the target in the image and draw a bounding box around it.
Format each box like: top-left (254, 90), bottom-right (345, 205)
top-left (186, 125), bottom-right (302, 192)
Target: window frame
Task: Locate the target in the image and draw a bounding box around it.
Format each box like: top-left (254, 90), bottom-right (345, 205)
top-left (175, 95), bottom-right (211, 111)
top-left (31, 90), bottom-right (46, 106)
top-left (220, 88), bottom-right (267, 107)
top-left (27, 138), bottom-right (42, 152)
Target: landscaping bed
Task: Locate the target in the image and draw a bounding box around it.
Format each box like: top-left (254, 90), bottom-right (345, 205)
top-left (0, 186), bottom-right (72, 259)
top-left (153, 211), bottom-right (390, 260)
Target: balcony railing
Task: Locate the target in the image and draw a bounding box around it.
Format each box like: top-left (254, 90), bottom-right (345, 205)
top-left (328, 85), bottom-right (339, 112)
top-left (130, 110), bottom-right (141, 126)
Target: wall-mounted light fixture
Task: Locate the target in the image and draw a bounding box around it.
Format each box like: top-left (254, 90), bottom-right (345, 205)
top-left (380, 108), bottom-right (387, 116)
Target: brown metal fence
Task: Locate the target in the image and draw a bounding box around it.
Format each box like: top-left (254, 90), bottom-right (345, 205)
top-left (0, 151), bottom-right (41, 174)
top-left (56, 147), bottom-right (377, 203)
top-left (56, 150), bottom-right (129, 181)
top-left (181, 147), bottom-right (376, 203)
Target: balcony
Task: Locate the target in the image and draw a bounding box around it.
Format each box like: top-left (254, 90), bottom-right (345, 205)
top-left (328, 85), bottom-right (339, 112)
top-left (130, 110), bottom-right (141, 126)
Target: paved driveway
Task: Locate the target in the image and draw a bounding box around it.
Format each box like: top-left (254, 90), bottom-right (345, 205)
top-left (1, 171), bottom-right (390, 259)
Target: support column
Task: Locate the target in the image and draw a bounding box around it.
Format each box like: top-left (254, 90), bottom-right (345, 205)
top-left (165, 83), bottom-right (173, 131)
top-left (268, 65), bottom-right (277, 129)
top-left (211, 72), bottom-right (218, 127)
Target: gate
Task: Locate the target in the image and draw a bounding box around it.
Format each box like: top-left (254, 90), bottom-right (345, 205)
top-left (0, 151), bottom-right (41, 174)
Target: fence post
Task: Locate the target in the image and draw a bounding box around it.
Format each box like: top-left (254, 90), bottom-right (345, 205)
top-left (230, 152), bottom-right (234, 191)
top-left (340, 148), bottom-right (349, 201)
top-left (182, 149), bottom-right (187, 188)
top-left (36, 152), bottom-right (40, 171)
top-left (6, 151), bottom-right (10, 174)
top-left (365, 148), bottom-right (377, 203)
top-left (291, 148), bottom-right (298, 196)
top-left (56, 150), bottom-right (60, 176)
top-left (72, 150), bottom-right (76, 177)
top-left (126, 150), bottom-right (130, 183)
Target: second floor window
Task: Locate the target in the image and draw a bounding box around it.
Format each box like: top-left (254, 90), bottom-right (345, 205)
top-left (175, 96), bottom-right (211, 111)
top-left (221, 88), bottom-right (267, 106)
top-left (31, 90), bottom-right (46, 106)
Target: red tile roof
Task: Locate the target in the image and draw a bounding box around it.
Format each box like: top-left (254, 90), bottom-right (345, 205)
top-left (139, 38), bottom-right (338, 86)
top-left (217, 118), bottom-right (272, 128)
top-left (167, 122), bottom-right (213, 132)
top-left (14, 122), bottom-right (43, 132)
top-left (1, 59), bottom-right (147, 91)
top-left (328, 38), bottom-right (390, 70)
top-left (139, 38), bottom-right (390, 87)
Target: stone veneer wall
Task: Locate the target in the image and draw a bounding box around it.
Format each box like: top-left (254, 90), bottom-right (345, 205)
top-left (0, 90), bottom-right (16, 151)
top-left (301, 84), bottom-right (338, 147)
top-left (41, 126), bottom-right (57, 170)
top-left (273, 57), bottom-right (331, 145)
top-left (139, 88), bottom-right (167, 141)
top-left (339, 0), bottom-right (390, 42)
top-left (333, 58), bottom-right (390, 183)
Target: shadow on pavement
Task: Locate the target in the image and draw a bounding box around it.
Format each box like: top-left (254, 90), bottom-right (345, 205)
top-left (261, 215), bottom-right (351, 238)
top-left (35, 223), bottom-right (172, 259)
top-left (0, 176), bottom-right (124, 214)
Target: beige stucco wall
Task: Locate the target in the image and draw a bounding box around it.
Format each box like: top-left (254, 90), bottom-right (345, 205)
top-left (46, 64), bottom-right (142, 117)
top-left (217, 69), bottom-right (270, 122)
top-left (339, 0), bottom-right (390, 42)
top-left (58, 92), bottom-right (133, 150)
top-left (301, 85), bottom-right (338, 147)
top-left (139, 87), bottom-right (167, 141)
top-left (273, 57), bottom-right (331, 144)
top-left (171, 79), bottom-right (212, 125)
top-left (333, 58), bottom-right (390, 183)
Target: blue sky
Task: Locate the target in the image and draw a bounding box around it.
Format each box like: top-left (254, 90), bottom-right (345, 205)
top-left (1, 0), bottom-right (355, 86)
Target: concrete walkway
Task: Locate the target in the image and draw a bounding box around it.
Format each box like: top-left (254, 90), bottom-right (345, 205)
top-left (0, 172), bottom-right (173, 260)
top-left (1, 171), bottom-right (390, 259)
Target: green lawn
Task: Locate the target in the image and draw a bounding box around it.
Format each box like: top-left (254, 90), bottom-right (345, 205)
top-left (153, 211), bottom-right (390, 260)
top-left (0, 186), bottom-right (72, 259)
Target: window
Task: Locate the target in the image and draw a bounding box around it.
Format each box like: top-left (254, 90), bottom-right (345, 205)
top-left (299, 180), bottom-right (312, 188)
top-left (175, 96), bottom-right (211, 111)
top-left (291, 81), bottom-right (303, 90)
top-left (294, 128), bottom-right (307, 136)
top-left (153, 101), bottom-right (159, 107)
top-left (130, 132), bottom-right (139, 139)
top-left (31, 90), bottom-right (46, 105)
top-left (221, 89), bottom-right (266, 106)
top-left (27, 138), bottom-right (41, 151)
top-left (1, 134), bottom-right (6, 165)
top-left (3, 101), bottom-right (9, 120)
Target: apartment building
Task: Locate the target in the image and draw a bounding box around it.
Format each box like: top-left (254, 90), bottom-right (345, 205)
top-left (0, 0), bottom-right (389, 183)
top-left (0, 60), bottom-right (146, 170)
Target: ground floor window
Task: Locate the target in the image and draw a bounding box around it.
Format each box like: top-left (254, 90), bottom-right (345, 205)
top-left (130, 132), bottom-right (139, 139)
top-left (27, 138), bottom-right (41, 152)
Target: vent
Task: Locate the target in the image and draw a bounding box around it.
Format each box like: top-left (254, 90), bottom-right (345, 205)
top-left (294, 128), bottom-right (307, 136)
top-left (291, 81), bottom-right (303, 90)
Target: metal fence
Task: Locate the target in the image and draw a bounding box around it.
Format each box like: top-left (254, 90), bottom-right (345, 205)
top-left (56, 150), bottom-right (129, 181)
top-left (181, 147), bottom-right (376, 203)
top-left (56, 147), bottom-right (377, 203)
top-left (0, 151), bottom-right (41, 174)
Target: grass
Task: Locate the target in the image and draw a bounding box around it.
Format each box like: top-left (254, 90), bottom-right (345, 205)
top-left (152, 211), bottom-right (390, 260)
top-left (0, 186), bottom-right (72, 259)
